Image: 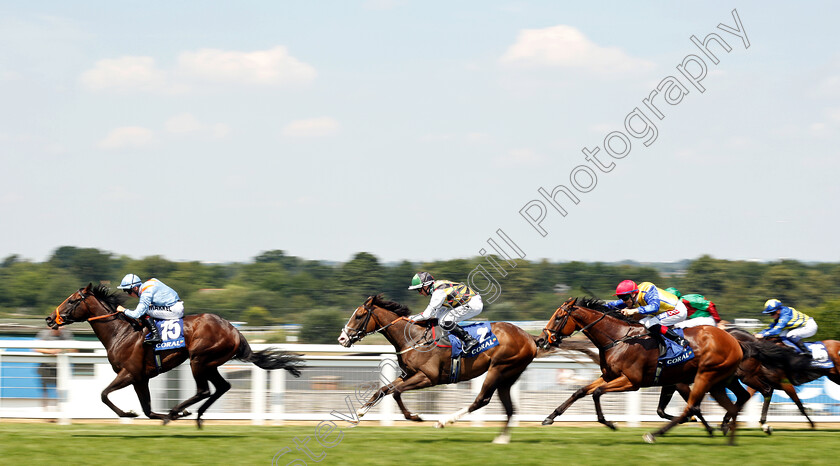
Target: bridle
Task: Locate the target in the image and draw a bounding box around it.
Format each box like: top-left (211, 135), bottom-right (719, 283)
top-left (343, 304), bottom-right (406, 344)
top-left (541, 304), bottom-right (607, 347)
top-left (52, 288), bottom-right (120, 326)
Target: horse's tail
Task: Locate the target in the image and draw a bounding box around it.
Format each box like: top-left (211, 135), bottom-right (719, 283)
top-left (738, 339), bottom-right (821, 385)
top-left (234, 330), bottom-right (304, 377)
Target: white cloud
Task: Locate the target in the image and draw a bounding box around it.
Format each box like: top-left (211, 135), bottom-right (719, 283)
top-left (500, 25), bottom-right (655, 75)
top-left (165, 113), bottom-right (203, 134)
top-left (80, 46), bottom-right (316, 93)
top-left (177, 46), bottom-right (316, 86)
top-left (281, 117), bottom-right (340, 138)
top-left (80, 56), bottom-right (169, 93)
top-left (98, 126), bottom-right (155, 150)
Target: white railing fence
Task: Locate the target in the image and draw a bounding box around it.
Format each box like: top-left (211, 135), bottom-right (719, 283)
top-left (3, 341), bottom-right (840, 426)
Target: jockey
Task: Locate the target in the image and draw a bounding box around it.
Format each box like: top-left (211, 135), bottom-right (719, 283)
top-left (115, 274), bottom-right (184, 345)
top-left (407, 272), bottom-right (484, 353)
top-left (667, 287), bottom-right (721, 329)
top-left (604, 280), bottom-right (688, 347)
top-left (756, 299), bottom-right (817, 354)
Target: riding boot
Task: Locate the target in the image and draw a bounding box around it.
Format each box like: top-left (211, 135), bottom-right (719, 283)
top-left (648, 324), bottom-right (666, 356)
top-left (793, 339), bottom-right (811, 356)
top-left (449, 325), bottom-right (479, 354)
top-left (662, 326), bottom-right (687, 347)
top-left (142, 316), bottom-right (162, 345)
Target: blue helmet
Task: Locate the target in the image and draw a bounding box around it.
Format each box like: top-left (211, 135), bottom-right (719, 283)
top-left (762, 299), bottom-right (783, 314)
top-left (118, 274), bottom-right (142, 290)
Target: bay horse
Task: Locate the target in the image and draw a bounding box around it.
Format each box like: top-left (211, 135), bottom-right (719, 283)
top-left (539, 297), bottom-right (752, 444)
top-left (45, 284), bottom-right (303, 427)
top-left (337, 295), bottom-right (544, 444)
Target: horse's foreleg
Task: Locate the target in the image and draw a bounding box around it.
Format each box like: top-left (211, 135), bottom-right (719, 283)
top-left (358, 373), bottom-right (432, 422)
top-left (708, 384), bottom-right (740, 446)
top-left (101, 370), bottom-right (139, 418)
top-left (392, 392), bottom-right (422, 422)
top-left (591, 375), bottom-right (638, 430)
top-left (656, 385), bottom-right (678, 420)
top-left (542, 377), bottom-right (607, 426)
top-left (781, 382), bottom-right (816, 429)
top-left (645, 375), bottom-right (714, 444)
top-left (132, 381), bottom-right (171, 423)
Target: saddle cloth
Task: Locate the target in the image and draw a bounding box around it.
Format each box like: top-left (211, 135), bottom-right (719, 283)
top-left (152, 318), bottom-right (186, 352)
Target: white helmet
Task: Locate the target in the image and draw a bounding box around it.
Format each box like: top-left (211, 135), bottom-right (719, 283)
top-left (118, 274), bottom-right (142, 290)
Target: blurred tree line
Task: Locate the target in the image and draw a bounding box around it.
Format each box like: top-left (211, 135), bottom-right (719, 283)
top-left (2, 248), bottom-right (839, 342)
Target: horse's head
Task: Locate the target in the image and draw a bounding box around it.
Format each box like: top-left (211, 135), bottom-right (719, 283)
top-left (46, 284), bottom-right (126, 329)
top-left (540, 298), bottom-right (579, 349)
top-left (46, 284), bottom-right (96, 329)
top-left (337, 296), bottom-right (381, 347)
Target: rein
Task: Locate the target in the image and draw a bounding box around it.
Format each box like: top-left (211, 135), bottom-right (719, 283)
top-left (53, 287), bottom-right (121, 325)
top-left (545, 305), bottom-right (639, 351)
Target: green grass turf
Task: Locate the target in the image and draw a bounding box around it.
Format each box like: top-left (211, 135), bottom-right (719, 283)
top-left (1, 423), bottom-right (839, 465)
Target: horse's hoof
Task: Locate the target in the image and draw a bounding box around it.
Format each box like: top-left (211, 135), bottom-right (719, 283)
top-left (541, 418), bottom-right (554, 426)
top-left (123, 411), bottom-right (138, 418)
top-left (181, 410), bottom-right (191, 418)
top-left (492, 433), bottom-right (511, 444)
top-left (643, 433), bottom-right (656, 444)
top-left (762, 424), bottom-right (772, 435)
top-left (605, 422), bottom-right (617, 431)
top-left (434, 421), bottom-right (445, 429)
top-left (162, 417), bottom-right (171, 426)
top-left (408, 414), bottom-right (423, 422)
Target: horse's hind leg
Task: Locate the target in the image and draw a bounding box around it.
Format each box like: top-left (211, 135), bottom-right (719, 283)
top-left (492, 382), bottom-right (516, 445)
top-left (708, 384), bottom-right (740, 446)
top-left (101, 370), bottom-right (139, 418)
top-left (167, 368), bottom-right (212, 423)
top-left (436, 370), bottom-right (502, 429)
top-left (194, 367), bottom-right (231, 429)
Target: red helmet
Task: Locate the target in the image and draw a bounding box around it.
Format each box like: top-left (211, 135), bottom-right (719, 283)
top-left (615, 280), bottom-right (638, 296)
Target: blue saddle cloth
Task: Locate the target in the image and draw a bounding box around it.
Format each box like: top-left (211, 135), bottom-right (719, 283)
top-left (448, 322), bottom-right (499, 359)
top-left (658, 329), bottom-right (694, 367)
top-left (152, 318), bottom-right (186, 352)
top-left (805, 342), bottom-right (835, 369)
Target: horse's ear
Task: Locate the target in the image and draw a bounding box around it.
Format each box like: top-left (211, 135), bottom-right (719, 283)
top-left (364, 295), bottom-right (375, 306)
top-left (83, 283), bottom-right (93, 293)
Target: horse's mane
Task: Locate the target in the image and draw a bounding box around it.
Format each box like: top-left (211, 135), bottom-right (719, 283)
top-left (572, 297), bottom-right (641, 325)
top-left (369, 294), bottom-right (412, 317)
top-left (90, 284), bottom-right (128, 310)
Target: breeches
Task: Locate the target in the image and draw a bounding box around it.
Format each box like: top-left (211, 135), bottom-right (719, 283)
top-left (146, 301), bottom-right (185, 320)
top-left (438, 296), bottom-right (484, 329)
top-left (675, 316), bottom-right (716, 329)
top-left (640, 301), bottom-right (688, 328)
top-left (781, 318), bottom-right (818, 341)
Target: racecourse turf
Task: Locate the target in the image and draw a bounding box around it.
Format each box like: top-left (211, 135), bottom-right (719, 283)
top-left (1, 422), bottom-right (838, 465)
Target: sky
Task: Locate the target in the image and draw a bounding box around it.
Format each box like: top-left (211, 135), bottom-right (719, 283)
top-left (1, 1), bottom-right (839, 265)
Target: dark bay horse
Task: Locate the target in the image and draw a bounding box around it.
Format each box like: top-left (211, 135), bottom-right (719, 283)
top-left (46, 284), bottom-right (303, 427)
top-left (659, 329), bottom-right (836, 434)
top-left (539, 297), bottom-right (751, 444)
top-left (337, 295), bottom-right (544, 444)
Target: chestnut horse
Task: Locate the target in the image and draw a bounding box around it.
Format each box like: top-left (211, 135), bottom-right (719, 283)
top-left (337, 295), bottom-right (544, 444)
top-left (46, 284), bottom-right (303, 427)
top-left (539, 297), bottom-right (751, 444)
